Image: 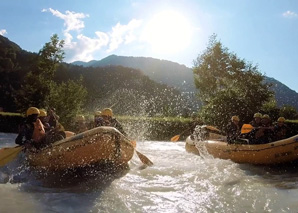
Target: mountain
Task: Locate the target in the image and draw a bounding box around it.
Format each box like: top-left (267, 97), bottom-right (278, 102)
top-left (55, 64), bottom-right (189, 116)
top-left (264, 77), bottom-right (298, 109)
top-left (72, 55), bottom-right (196, 93)
top-left (0, 35), bottom-right (37, 111)
top-left (0, 35), bottom-right (191, 116)
top-left (73, 55), bottom-right (298, 110)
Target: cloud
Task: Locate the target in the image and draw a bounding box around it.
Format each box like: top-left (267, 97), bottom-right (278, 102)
top-left (43, 8), bottom-right (89, 33)
top-left (43, 8), bottom-right (142, 62)
top-left (0, 29), bottom-right (7, 36)
top-left (65, 31), bottom-right (109, 62)
top-left (108, 19), bottom-right (142, 52)
top-left (282, 10), bottom-right (298, 18)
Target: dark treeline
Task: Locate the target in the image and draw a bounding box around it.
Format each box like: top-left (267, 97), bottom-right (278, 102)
top-left (0, 35), bottom-right (191, 120)
top-left (1, 34), bottom-right (298, 136)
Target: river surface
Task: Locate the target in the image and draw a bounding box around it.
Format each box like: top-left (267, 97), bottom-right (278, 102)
top-left (1, 132), bottom-right (298, 213)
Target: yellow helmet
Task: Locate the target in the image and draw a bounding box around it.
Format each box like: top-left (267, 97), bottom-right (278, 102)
top-left (277, 117), bottom-right (286, 122)
top-left (26, 107), bottom-right (40, 116)
top-left (262, 114), bottom-right (270, 119)
top-left (101, 108), bottom-right (113, 117)
top-left (76, 115), bottom-right (85, 122)
top-left (94, 111), bottom-right (102, 116)
top-left (254, 113), bottom-right (262, 118)
top-left (38, 109), bottom-right (47, 117)
top-left (231, 115), bottom-right (240, 121)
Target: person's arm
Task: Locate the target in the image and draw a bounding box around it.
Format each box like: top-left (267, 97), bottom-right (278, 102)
top-left (113, 119), bottom-right (127, 136)
top-left (15, 133), bottom-right (25, 145)
top-left (15, 124), bottom-right (31, 145)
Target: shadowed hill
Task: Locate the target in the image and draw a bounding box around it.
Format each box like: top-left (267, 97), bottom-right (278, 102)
top-left (264, 77), bottom-right (298, 109)
top-left (73, 54), bottom-right (196, 93)
top-left (0, 35), bottom-right (192, 116)
top-left (73, 55), bottom-right (298, 110)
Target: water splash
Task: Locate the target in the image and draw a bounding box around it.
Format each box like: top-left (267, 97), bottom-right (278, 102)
top-left (192, 125), bottom-right (213, 159)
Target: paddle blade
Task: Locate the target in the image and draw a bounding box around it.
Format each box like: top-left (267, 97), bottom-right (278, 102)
top-left (130, 140), bottom-right (137, 148)
top-left (206, 125), bottom-right (221, 133)
top-left (0, 146), bottom-right (23, 167)
top-left (171, 135), bottom-right (180, 142)
top-left (136, 150), bottom-right (153, 166)
top-left (241, 124), bottom-right (254, 134)
top-left (65, 131), bottom-right (75, 138)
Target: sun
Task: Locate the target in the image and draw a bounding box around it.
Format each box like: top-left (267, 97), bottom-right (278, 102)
top-left (142, 10), bottom-right (193, 53)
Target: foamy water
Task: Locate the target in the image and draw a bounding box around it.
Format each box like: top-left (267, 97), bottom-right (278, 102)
top-left (1, 132), bottom-right (298, 212)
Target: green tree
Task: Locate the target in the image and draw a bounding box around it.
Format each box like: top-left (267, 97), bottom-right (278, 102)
top-left (193, 35), bottom-right (273, 128)
top-left (15, 34), bottom-right (87, 122)
top-left (261, 99), bottom-right (280, 121)
top-left (15, 34), bottom-right (65, 109)
top-left (49, 77), bottom-right (87, 125)
top-left (279, 105), bottom-right (298, 119)
top-left (38, 34), bottom-right (65, 78)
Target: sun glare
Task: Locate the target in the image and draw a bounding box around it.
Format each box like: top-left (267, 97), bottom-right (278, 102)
top-left (143, 10), bottom-right (193, 53)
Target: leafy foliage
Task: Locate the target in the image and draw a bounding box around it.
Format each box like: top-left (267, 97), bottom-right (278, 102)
top-left (49, 77), bottom-right (87, 124)
top-left (0, 36), bottom-right (35, 111)
top-left (193, 35), bottom-right (273, 127)
top-left (38, 34), bottom-right (65, 78)
top-left (0, 34), bottom-right (186, 120)
top-left (13, 34), bottom-right (87, 120)
top-left (279, 105), bottom-right (298, 119)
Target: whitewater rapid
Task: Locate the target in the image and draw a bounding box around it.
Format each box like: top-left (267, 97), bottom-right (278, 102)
top-left (1, 132), bottom-right (298, 213)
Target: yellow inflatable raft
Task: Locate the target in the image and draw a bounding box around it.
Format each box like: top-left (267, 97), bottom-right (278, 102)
top-left (27, 126), bottom-right (134, 171)
top-left (185, 132), bottom-right (298, 165)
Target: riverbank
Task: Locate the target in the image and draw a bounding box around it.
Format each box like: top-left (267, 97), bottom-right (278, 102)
top-left (0, 112), bottom-right (197, 141)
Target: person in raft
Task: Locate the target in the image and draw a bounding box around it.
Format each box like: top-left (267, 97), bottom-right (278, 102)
top-left (249, 112), bottom-right (262, 127)
top-left (254, 114), bottom-right (274, 144)
top-left (225, 115), bottom-right (242, 143)
top-left (97, 108), bottom-right (127, 136)
top-left (47, 108), bottom-right (65, 133)
top-left (40, 108), bottom-right (66, 143)
top-left (15, 107), bottom-right (46, 149)
top-left (38, 109), bottom-right (51, 131)
top-left (93, 110), bottom-right (104, 128)
top-left (274, 117), bottom-right (290, 141)
top-left (242, 112), bottom-right (263, 143)
top-left (74, 115), bottom-right (88, 133)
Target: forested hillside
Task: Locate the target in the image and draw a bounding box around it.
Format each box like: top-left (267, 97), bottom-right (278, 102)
top-left (56, 64), bottom-right (189, 116)
top-left (73, 55), bottom-right (298, 110)
top-left (2, 34), bottom-right (297, 119)
top-left (0, 35), bottom-right (37, 111)
top-left (0, 35), bottom-right (191, 116)
top-left (264, 77), bottom-right (298, 109)
top-left (73, 54), bottom-right (195, 92)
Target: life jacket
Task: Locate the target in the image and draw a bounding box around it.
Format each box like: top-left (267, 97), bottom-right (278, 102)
top-left (32, 119), bottom-right (46, 142)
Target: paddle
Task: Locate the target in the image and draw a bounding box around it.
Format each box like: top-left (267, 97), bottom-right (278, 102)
top-left (171, 127), bottom-right (192, 142)
top-left (205, 125), bottom-right (222, 133)
top-left (241, 124), bottom-right (254, 134)
top-left (171, 125), bottom-right (222, 142)
top-left (0, 146), bottom-right (23, 167)
top-left (135, 150), bottom-right (153, 166)
top-left (129, 140), bottom-right (153, 166)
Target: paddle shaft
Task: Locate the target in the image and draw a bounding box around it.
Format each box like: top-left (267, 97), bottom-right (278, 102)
top-left (171, 126), bottom-right (193, 142)
top-left (0, 146), bottom-right (23, 167)
top-left (241, 124), bottom-right (273, 134)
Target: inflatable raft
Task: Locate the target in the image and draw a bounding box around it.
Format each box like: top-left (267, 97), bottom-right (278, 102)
top-left (27, 126), bottom-right (134, 171)
top-left (185, 130), bottom-right (298, 165)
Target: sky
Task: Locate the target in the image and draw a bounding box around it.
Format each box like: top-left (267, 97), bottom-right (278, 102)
top-left (0, 0), bottom-right (297, 92)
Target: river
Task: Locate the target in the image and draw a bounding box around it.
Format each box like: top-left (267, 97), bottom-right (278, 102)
top-left (1, 132), bottom-right (298, 213)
